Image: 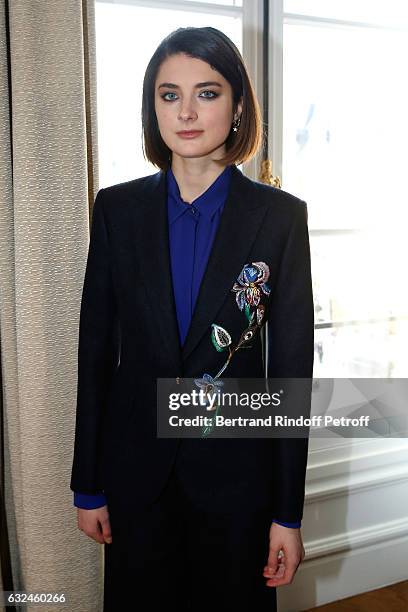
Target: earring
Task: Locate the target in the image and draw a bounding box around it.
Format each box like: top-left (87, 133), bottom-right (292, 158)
top-left (232, 116), bottom-right (241, 132)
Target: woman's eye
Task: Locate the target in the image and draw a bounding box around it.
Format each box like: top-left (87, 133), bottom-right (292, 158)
top-left (200, 90), bottom-right (218, 99)
top-left (161, 90), bottom-right (218, 101)
top-left (162, 92), bottom-right (178, 101)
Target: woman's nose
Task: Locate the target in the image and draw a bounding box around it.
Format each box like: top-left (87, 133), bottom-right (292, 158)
top-left (178, 100), bottom-right (198, 121)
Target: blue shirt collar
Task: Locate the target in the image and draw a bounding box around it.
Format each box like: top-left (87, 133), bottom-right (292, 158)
top-left (167, 165), bottom-right (232, 224)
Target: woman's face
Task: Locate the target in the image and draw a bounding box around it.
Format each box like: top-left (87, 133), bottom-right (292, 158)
top-left (154, 52), bottom-right (242, 163)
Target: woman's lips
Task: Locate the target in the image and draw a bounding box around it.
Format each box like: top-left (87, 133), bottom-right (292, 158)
top-left (176, 131), bottom-right (203, 139)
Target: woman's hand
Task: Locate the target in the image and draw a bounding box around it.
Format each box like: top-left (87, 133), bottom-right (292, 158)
top-left (77, 505), bottom-right (112, 544)
top-left (263, 522), bottom-right (305, 586)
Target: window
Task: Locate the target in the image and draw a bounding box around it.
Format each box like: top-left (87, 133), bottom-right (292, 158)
top-left (279, 1), bottom-right (408, 376)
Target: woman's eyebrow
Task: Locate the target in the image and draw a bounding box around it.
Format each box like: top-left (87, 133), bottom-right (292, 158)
top-left (157, 81), bottom-right (223, 89)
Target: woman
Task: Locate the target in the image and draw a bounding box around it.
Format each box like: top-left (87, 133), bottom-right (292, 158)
top-left (70, 26), bottom-right (314, 611)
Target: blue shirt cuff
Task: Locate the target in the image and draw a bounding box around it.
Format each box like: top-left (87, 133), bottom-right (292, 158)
top-left (272, 518), bottom-right (301, 528)
top-left (73, 492), bottom-right (107, 509)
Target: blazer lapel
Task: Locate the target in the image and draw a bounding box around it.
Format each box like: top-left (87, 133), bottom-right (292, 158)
top-left (132, 164), bottom-right (270, 371)
top-left (181, 165), bottom-right (270, 361)
top-left (131, 169), bottom-right (182, 373)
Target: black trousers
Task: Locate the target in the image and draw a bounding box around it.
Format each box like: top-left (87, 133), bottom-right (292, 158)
top-left (103, 451), bottom-right (277, 611)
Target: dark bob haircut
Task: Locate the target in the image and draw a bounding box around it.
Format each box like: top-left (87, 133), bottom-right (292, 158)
top-left (141, 26), bottom-right (264, 170)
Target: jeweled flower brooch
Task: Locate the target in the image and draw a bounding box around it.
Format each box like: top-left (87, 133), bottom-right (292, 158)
top-left (232, 261), bottom-right (271, 323)
top-left (195, 261), bottom-right (271, 437)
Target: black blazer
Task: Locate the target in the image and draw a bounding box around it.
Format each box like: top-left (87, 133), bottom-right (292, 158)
top-left (70, 164), bottom-right (314, 521)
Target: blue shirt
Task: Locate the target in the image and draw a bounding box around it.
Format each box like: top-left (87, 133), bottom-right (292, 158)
top-left (73, 165), bottom-right (301, 529)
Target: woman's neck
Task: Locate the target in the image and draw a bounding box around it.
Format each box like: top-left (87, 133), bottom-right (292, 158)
top-left (170, 160), bottom-right (227, 204)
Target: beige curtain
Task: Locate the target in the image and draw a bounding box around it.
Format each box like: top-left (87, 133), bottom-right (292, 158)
top-left (0, 1), bottom-right (100, 610)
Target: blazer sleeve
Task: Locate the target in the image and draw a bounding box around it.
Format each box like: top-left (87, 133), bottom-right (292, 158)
top-left (267, 199), bottom-right (314, 523)
top-left (70, 188), bottom-right (120, 495)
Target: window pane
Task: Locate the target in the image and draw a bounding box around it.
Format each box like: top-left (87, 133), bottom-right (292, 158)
top-left (95, 2), bottom-right (242, 187)
top-left (311, 232), bottom-right (408, 323)
top-left (284, 0), bottom-right (408, 27)
top-left (282, 23), bottom-right (408, 231)
top-left (314, 319), bottom-right (408, 377)
top-left (283, 21), bottom-right (408, 374)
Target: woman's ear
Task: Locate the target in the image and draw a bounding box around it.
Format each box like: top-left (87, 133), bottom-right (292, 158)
top-left (235, 97), bottom-right (243, 120)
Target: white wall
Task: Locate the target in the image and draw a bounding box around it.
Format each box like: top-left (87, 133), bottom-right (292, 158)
top-left (279, 438), bottom-right (408, 610)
